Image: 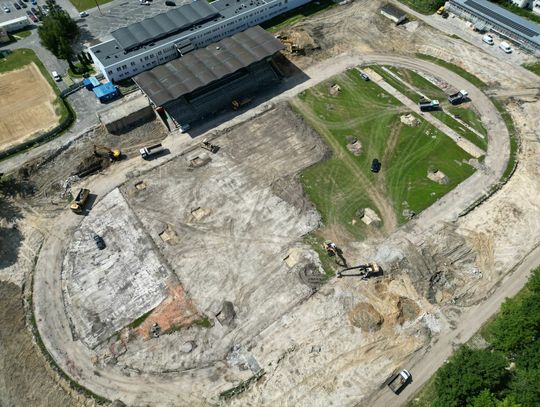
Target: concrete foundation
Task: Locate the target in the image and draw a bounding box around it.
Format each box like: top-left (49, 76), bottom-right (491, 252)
top-left (98, 92), bottom-right (155, 134)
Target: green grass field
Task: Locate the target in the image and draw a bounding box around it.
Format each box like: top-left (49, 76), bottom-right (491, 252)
top-left (294, 70), bottom-right (475, 232)
top-left (369, 65), bottom-right (487, 151)
top-left (69, 0), bottom-right (113, 12)
top-left (523, 61), bottom-right (540, 76)
top-left (397, 0), bottom-right (444, 14)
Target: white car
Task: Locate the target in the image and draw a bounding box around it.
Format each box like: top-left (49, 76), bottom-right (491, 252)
top-left (3, 5), bottom-right (10, 12)
top-left (52, 71), bottom-right (61, 81)
top-left (482, 34), bottom-right (494, 45)
top-left (499, 41), bottom-right (512, 53)
top-left (79, 11), bottom-right (88, 17)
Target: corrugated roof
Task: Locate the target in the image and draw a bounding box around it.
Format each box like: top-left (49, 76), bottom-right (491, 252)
top-left (450, 0), bottom-right (540, 46)
top-left (134, 26), bottom-right (284, 106)
top-left (112, 1), bottom-right (220, 51)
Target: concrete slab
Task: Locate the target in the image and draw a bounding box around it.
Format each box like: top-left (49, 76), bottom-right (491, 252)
top-left (62, 188), bottom-right (172, 348)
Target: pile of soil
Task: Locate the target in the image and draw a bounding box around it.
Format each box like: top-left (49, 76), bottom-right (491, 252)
top-left (348, 302), bottom-right (384, 332)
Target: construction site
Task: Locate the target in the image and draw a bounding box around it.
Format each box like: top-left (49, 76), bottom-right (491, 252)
top-left (1, 0), bottom-right (540, 406)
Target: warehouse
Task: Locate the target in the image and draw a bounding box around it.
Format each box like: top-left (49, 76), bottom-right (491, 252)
top-left (89, 0), bottom-right (310, 82)
top-left (134, 26), bottom-right (284, 128)
top-left (0, 16), bottom-right (30, 33)
top-left (448, 0), bottom-right (540, 54)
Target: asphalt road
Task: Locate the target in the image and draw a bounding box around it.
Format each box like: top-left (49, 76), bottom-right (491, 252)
top-left (30, 52), bottom-right (515, 406)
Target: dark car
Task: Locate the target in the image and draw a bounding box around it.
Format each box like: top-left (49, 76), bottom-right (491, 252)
top-left (360, 72), bottom-right (369, 81)
top-left (14, 2), bottom-right (21, 9)
top-left (19, 1), bottom-right (27, 8)
top-left (165, 0), bottom-right (175, 5)
top-left (371, 158), bottom-right (381, 173)
top-left (94, 235), bottom-right (106, 250)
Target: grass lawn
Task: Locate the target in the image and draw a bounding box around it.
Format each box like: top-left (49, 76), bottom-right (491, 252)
top-left (397, 0), bottom-right (444, 14)
top-left (69, 0), bottom-right (114, 12)
top-left (416, 53), bottom-right (488, 90)
top-left (261, 0), bottom-right (335, 32)
top-left (447, 106), bottom-right (487, 137)
top-left (294, 69), bottom-right (475, 229)
top-left (12, 28), bottom-right (33, 40)
top-left (370, 65), bottom-right (487, 151)
top-left (522, 61), bottom-right (540, 76)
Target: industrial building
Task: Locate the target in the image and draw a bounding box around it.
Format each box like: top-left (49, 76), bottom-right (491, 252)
top-left (379, 4), bottom-right (407, 25)
top-left (448, 0), bottom-right (540, 54)
top-left (134, 26), bottom-right (283, 127)
top-left (89, 0), bottom-right (310, 82)
top-left (0, 16), bottom-right (30, 33)
top-left (507, 0), bottom-right (540, 15)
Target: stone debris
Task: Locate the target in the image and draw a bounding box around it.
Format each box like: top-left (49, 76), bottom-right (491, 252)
top-left (358, 207), bottom-right (382, 226)
top-left (400, 114), bottom-right (420, 127)
top-left (427, 169), bottom-right (449, 184)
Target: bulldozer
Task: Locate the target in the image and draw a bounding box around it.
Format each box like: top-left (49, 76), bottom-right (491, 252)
top-left (336, 262), bottom-right (380, 279)
top-left (94, 144), bottom-right (122, 161)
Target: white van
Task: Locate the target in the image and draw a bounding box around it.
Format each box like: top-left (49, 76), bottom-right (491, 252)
top-left (482, 34), bottom-right (494, 45)
top-left (51, 71), bottom-right (61, 81)
top-left (499, 41), bottom-right (512, 53)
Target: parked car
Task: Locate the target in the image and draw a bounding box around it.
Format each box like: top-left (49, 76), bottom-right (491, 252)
top-left (93, 235), bottom-right (106, 250)
top-left (27, 10), bottom-right (37, 22)
top-left (360, 72), bottom-right (369, 81)
top-left (3, 5), bottom-right (10, 12)
top-left (499, 41), bottom-right (512, 53)
top-left (19, 1), bottom-right (27, 8)
top-left (31, 0), bottom-right (36, 4)
top-left (79, 10), bottom-right (88, 17)
top-left (482, 34), bottom-right (494, 45)
top-left (371, 158), bottom-right (381, 173)
top-left (165, 0), bottom-right (175, 5)
top-left (41, 3), bottom-right (47, 12)
top-left (51, 70), bottom-right (61, 81)
top-left (13, 2), bottom-right (20, 9)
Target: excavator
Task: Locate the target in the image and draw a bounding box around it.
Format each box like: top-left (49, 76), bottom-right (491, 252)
top-left (94, 144), bottom-right (122, 161)
top-left (200, 139), bottom-right (219, 153)
top-left (336, 262), bottom-right (380, 279)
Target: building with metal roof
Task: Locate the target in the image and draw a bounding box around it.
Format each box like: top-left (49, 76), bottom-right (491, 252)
top-left (89, 0), bottom-right (310, 82)
top-left (134, 26), bottom-right (283, 127)
top-left (448, 0), bottom-right (540, 54)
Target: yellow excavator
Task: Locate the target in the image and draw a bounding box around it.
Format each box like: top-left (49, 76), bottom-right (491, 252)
top-left (94, 144), bottom-right (121, 161)
top-left (337, 262), bottom-right (380, 279)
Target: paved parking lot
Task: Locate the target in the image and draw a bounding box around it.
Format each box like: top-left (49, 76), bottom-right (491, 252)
top-left (0, 0), bottom-right (36, 24)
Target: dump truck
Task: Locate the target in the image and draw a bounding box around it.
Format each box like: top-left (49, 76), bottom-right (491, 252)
top-left (94, 144), bottom-right (121, 161)
top-left (139, 143), bottom-right (164, 159)
top-left (419, 98), bottom-right (440, 111)
top-left (231, 98), bottom-right (252, 110)
top-left (70, 188), bottom-right (90, 214)
top-left (447, 90), bottom-right (468, 105)
top-left (388, 369), bottom-right (411, 394)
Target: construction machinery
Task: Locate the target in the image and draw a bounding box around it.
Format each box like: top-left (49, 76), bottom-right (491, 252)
top-left (336, 262), bottom-right (380, 278)
top-left (70, 188), bottom-right (90, 214)
top-left (447, 90), bottom-right (468, 105)
top-left (200, 139), bottom-right (219, 153)
top-left (94, 144), bottom-right (121, 161)
top-left (231, 98), bottom-right (252, 111)
top-left (140, 143), bottom-right (164, 159)
top-left (418, 97), bottom-right (440, 112)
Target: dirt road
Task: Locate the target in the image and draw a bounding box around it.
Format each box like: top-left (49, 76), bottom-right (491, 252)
top-left (367, 243), bottom-right (540, 407)
top-left (30, 52), bottom-right (511, 405)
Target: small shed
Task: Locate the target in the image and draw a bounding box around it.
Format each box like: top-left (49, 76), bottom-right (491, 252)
top-left (93, 82), bottom-right (119, 103)
top-left (380, 4), bottom-right (407, 25)
top-left (82, 76), bottom-right (100, 90)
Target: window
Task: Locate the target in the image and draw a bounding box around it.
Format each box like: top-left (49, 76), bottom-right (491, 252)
top-left (116, 67), bottom-right (121, 72)
top-left (108, 70), bottom-right (113, 75)
top-left (122, 64), bottom-right (127, 69)
top-left (144, 56), bottom-right (149, 61)
top-left (157, 50), bottom-right (162, 55)
top-left (131, 62), bottom-right (136, 66)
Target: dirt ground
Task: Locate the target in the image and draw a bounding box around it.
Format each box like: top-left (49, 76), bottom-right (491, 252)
top-left (0, 282), bottom-right (77, 407)
top-left (0, 63), bottom-right (60, 152)
top-left (1, 0), bottom-right (539, 405)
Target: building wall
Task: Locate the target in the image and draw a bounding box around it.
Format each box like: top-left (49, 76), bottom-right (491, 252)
top-left (0, 17), bottom-right (30, 33)
top-left (448, 1), bottom-right (540, 53)
top-left (533, 0), bottom-right (540, 14)
top-left (508, 0), bottom-right (531, 8)
top-left (0, 27), bottom-right (9, 43)
top-left (90, 0), bottom-right (310, 82)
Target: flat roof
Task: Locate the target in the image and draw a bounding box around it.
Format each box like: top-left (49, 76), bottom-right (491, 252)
top-left (112, 1), bottom-right (220, 51)
top-left (379, 4), bottom-right (406, 19)
top-left (93, 82), bottom-right (118, 98)
top-left (91, 0), bottom-right (266, 66)
top-left (451, 0), bottom-right (540, 46)
top-left (0, 16), bottom-right (29, 27)
top-left (134, 26), bottom-right (283, 106)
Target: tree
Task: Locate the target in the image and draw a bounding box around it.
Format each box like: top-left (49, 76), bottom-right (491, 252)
top-left (37, 0), bottom-right (79, 68)
top-left (471, 390), bottom-right (499, 407)
top-left (433, 347), bottom-right (509, 407)
top-left (508, 367), bottom-right (540, 406)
